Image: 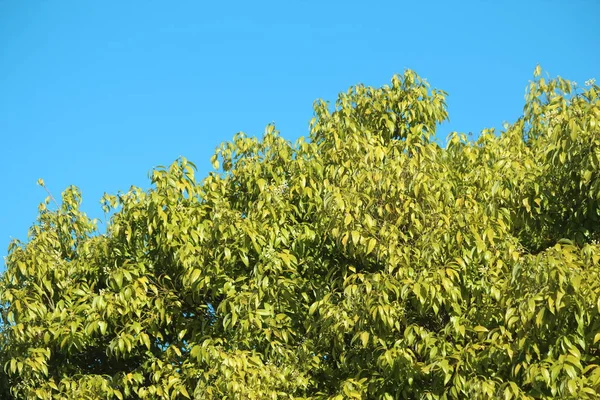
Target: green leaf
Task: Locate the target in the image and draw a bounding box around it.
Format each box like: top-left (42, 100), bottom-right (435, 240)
top-left (98, 321), bottom-right (107, 335)
top-left (359, 331), bottom-right (370, 348)
top-left (366, 238), bottom-right (376, 255)
top-left (351, 230), bottom-right (360, 245)
top-left (189, 269), bottom-right (201, 285)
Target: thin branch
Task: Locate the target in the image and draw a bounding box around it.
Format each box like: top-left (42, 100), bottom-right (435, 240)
top-left (38, 179), bottom-right (59, 209)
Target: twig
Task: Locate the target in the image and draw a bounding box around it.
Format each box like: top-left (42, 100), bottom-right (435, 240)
top-left (37, 178), bottom-right (59, 209)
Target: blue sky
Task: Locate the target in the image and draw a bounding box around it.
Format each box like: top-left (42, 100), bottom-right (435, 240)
top-left (1, 0), bottom-right (598, 263)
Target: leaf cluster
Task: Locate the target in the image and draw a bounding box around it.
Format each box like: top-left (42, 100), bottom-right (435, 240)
top-left (1, 68), bottom-right (599, 399)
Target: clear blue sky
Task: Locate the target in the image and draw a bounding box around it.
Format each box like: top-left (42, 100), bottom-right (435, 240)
top-left (1, 0), bottom-right (598, 263)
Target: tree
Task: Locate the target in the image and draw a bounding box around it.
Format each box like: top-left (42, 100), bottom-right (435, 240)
top-left (1, 68), bottom-right (599, 399)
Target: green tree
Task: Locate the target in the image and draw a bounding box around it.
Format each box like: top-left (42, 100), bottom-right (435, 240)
top-left (1, 68), bottom-right (599, 399)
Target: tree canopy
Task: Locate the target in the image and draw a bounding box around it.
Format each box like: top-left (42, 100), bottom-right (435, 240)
top-left (1, 68), bottom-right (600, 399)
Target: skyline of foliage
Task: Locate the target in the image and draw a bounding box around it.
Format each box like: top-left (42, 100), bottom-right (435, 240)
top-left (1, 67), bottom-right (599, 399)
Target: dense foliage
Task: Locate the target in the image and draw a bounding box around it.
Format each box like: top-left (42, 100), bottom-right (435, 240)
top-left (1, 68), bottom-right (599, 399)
